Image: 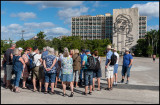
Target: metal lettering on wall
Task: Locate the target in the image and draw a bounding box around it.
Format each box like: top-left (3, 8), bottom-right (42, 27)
top-left (113, 14), bottom-right (134, 51)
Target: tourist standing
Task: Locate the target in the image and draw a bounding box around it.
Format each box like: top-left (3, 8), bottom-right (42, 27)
top-left (31, 46), bottom-right (43, 92)
top-left (70, 49), bottom-right (74, 58)
top-left (22, 48), bottom-right (30, 89)
top-left (79, 49), bottom-right (86, 86)
top-left (61, 49), bottom-right (74, 97)
top-left (82, 50), bottom-right (93, 95)
top-left (105, 45), bottom-right (114, 91)
top-left (43, 48), bottom-right (57, 94)
top-left (5, 43), bottom-right (16, 89)
top-left (113, 48), bottom-right (119, 86)
top-left (92, 50), bottom-right (102, 91)
top-left (72, 49), bottom-right (81, 88)
top-left (2, 55), bottom-right (7, 87)
top-left (55, 50), bottom-right (60, 88)
top-left (120, 48), bottom-right (133, 84)
top-left (153, 54), bottom-right (156, 62)
top-left (12, 48), bottom-right (25, 93)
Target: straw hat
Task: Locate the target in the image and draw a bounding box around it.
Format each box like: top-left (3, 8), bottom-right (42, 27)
top-left (125, 47), bottom-right (130, 51)
top-left (107, 45), bottom-right (111, 49)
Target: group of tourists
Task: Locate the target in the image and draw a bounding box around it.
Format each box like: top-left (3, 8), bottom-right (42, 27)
top-left (2, 43), bottom-right (133, 97)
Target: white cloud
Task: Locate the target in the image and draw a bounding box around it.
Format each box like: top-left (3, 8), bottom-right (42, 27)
top-left (24, 22), bottom-right (54, 29)
top-left (23, 1), bottom-right (83, 9)
top-left (10, 12), bottom-right (37, 20)
top-left (131, 2), bottom-right (159, 18)
top-left (93, 1), bottom-right (100, 7)
top-left (147, 25), bottom-right (159, 31)
top-left (44, 27), bottom-right (70, 36)
top-left (58, 6), bottom-right (89, 24)
top-left (1, 23), bottom-right (70, 41)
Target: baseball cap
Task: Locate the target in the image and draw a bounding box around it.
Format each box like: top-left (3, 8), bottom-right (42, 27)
top-left (18, 47), bottom-right (23, 51)
top-left (85, 49), bottom-right (90, 53)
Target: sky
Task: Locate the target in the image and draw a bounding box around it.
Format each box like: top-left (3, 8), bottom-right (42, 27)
top-left (1, 1), bottom-right (159, 41)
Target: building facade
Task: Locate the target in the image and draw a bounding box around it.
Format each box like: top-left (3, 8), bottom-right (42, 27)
top-left (71, 8), bottom-right (147, 52)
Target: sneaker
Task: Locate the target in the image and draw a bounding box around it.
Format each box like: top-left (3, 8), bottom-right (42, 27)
top-left (69, 92), bottom-right (74, 97)
top-left (120, 79), bottom-right (124, 83)
top-left (83, 92), bottom-right (87, 96)
top-left (88, 92), bottom-right (92, 95)
top-left (113, 81), bottom-right (116, 86)
top-left (126, 80), bottom-right (129, 84)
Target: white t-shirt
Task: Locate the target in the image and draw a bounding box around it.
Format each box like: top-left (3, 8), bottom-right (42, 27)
top-left (32, 52), bottom-right (42, 67)
top-left (114, 52), bottom-right (119, 64)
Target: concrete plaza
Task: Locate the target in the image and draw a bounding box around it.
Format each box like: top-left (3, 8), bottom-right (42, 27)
top-left (1, 57), bottom-right (159, 104)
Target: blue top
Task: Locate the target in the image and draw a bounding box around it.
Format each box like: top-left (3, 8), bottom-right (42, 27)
top-left (44, 55), bottom-right (57, 73)
top-left (123, 53), bottom-right (133, 67)
top-left (13, 55), bottom-right (23, 72)
top-left (61, 57), bottom-right (73, 74)
top-left (105, 50), bottom-right (113, 65)
top-left (83, 54), bottom-right (91, 69)
top-left (42, 51), bottom-right (48, 60)
top-left (80, 53), bottom-right (86, 64)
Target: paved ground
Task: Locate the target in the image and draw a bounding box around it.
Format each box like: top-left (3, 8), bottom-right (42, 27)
top-left (1, 57), bottom-right (159, 104)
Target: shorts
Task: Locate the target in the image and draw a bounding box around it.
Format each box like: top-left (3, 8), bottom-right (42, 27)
top-left (32, 66), bottom-right (42, 80)
top-left (122, 65), bottom-right (132, 77)
top-left (45, 73), bottom-right (56, 83)
top-left (105, 66), bottom-right (114, 79)
top-left (39, 65), bottom-right (44, 79)
top-left (93, 69), bottom-right (102, 78)
top-left (6, 65), bottom-right (13, 80)
top-left (84, 70), bottom-right (93, 86)
top-left (62, 74), bottom-right (73, 82)
top-left (114, 64), bottom-right (119, 74)
top-left (73, 70), bottom-right (79, 82)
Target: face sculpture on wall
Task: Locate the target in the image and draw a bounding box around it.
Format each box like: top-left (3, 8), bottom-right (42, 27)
top-left (114, 14), bottom-right (134, 49)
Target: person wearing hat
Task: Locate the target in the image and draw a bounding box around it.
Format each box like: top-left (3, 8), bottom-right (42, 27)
top-left (105, 45), bottom-right (114, 90)
top-left (82, 49), bottom-right (93, 95)
top-left (120, 47), bottom-right (133, 84)
top-left (112, 48), bottom-right (119, 86)
top-left (18, 47), bottom-right (24, 55)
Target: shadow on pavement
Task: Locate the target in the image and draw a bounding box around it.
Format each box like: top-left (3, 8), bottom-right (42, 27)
top-left (99, 82), bottom-right (159, 91)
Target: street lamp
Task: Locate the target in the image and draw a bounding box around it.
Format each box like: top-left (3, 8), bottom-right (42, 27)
top-left (21, 30), bottom-right (25, 40)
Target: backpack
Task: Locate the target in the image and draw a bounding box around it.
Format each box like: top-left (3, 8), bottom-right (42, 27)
top-left (94, 56), bottom-right (100, 71)
top-left (30, 53), bottom-right (37, 69)
top-left (86, 55), bottom-right (96, 70)
top-left (110, 53), bottom-right (117, 65)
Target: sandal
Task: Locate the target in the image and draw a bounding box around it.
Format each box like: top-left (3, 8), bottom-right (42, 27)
top-left (50, 91), bottom-right (55, 95)
top-left (22, 87), bottom-right (27, 89)
top-left (33, 89), bottom-right (37, 92)
top-left (44, 91), bottom-right (48, 94)
top-left (62, 93), bottom-right (67, 97)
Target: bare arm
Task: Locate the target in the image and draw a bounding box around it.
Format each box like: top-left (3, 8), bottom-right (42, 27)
top-left (49, 59), bottom-right (57, 69)
top-left (19, 57), bottom-right (26, 69)
top-left (82, 61), bottom-right (85, 66)
top-left (43, 60), bottom-right (47, 70)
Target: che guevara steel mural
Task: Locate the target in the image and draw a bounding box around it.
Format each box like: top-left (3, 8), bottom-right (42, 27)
top-left (113, 14), bottom-right (134, 51)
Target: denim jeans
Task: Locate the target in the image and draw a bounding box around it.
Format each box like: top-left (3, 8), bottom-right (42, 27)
top-left (84, 70), bottom-right (93, 86)
top-left (14, 70), bottom-right (22, 87)
top-left (79, 68), bottom-right (84, 80)
top-left (122, 65), bottom-right (132, 77)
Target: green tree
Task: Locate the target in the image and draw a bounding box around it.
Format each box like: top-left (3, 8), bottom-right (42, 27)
top-left (35, 31), bottom-right (47, 50)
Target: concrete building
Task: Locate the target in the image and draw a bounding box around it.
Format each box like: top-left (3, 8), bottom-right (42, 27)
top-left (71, 14), bottom-right (112, 40)
top-left (71, 8), bottom-right (147, 52)
top-left (139, 16), bottom-right (147, 39)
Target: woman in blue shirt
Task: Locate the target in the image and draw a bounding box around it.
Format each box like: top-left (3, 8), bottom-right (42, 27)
top-left (12, 48), bottom-right (25, 93)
